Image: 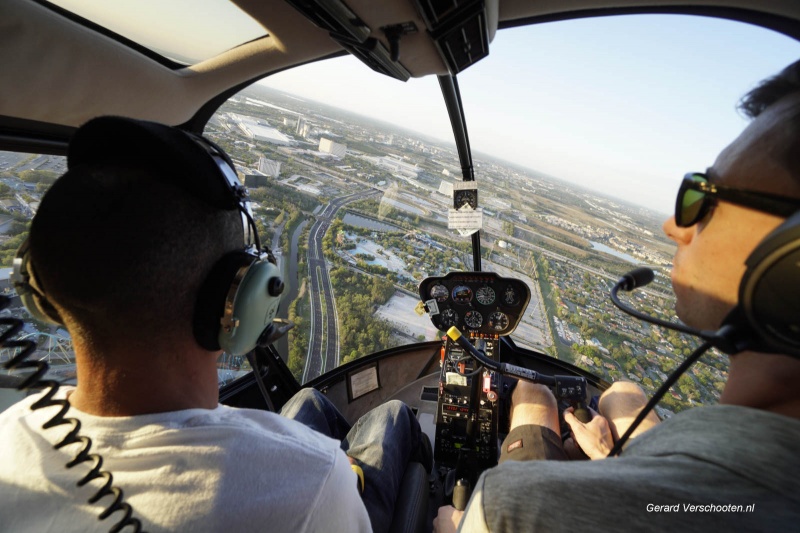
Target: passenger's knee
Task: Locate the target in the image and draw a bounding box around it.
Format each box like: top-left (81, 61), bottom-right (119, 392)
top-left (294, 387), bottom-right (324, 402)
top-left (383, 399), bottom-right (413, 421)
top-left (282, 387), bottom-right (325, 416)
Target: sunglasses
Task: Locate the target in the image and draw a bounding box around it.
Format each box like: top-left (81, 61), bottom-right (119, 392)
top-left (675, 172), bottom-right (800, 227)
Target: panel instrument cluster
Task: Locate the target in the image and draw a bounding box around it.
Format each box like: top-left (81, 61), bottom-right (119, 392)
top-left (419, 272), bottom-right (531, 471)
top-left (418, 272), bottom-right (531, 336)
top-left (433, 336), bottom-right (502, 470)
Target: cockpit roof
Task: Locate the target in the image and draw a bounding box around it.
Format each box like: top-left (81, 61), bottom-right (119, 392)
top-left (2, 0), bottom-right (800, 152)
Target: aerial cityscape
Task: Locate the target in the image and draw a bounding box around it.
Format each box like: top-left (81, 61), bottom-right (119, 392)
top-left (0, 83), bottom-right (728, 416)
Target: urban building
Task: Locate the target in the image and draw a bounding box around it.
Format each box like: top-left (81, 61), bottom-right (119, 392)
top-left (258, 156), bottom-right (282, 177)
top-left (233, 114), bottom-right (293, 146)
top-left (296, 117), bottom-right (310, 138)
top-left (374, 154), bottom-right (418, 179)
top-left (319, 138), bottom-right (347, 159)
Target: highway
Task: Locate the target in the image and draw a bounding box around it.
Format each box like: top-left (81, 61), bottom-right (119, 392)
top-left (302, 189), bottom-right (381, 383)
top-left (282, 154), bottom-right (668, 382)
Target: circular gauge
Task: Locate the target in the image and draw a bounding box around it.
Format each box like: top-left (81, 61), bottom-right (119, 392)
top-left (489, 311), bottom-right (509, 332)
top-left (440, 309), bottom-right (459, 328)
top-left (452, 285), bottom-right (473, 304)
top-left (475, 286), bottom-right (495, 305)
top-left (429, 284), bottom-right (449, 302)
top-left (503, 285), bottom-right (519, 306)
top-left (464, 310), bottom-right (483, 329)
top-left (454, 189), bottom-right (477, 209)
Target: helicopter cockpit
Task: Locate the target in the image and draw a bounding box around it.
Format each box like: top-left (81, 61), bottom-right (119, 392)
top-left (1, 0), bottom-right (800, 531)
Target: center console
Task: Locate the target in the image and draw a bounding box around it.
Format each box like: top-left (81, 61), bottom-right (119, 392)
top-left (419, 272), bottom-right (530, 472)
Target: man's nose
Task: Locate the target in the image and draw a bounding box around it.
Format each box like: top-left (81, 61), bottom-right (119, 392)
top-left (662, 216), bottom-right (693, 245)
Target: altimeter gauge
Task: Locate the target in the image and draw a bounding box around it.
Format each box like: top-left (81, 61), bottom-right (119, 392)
top-left (464, 310), bottom-right (483, 329)
top-left (475, 286), bottom-right (495, 305)
top-left (430, 283), bottom-right (449, 302)
top-left (440, 309), bottom-right (459, 327)
top-left (489, 311), bottom-right (509, 332)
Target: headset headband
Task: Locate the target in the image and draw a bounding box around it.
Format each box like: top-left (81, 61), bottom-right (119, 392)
top-left (69, 116), bottom-right (259, 249)
top-left (69, 117), bottom-right (240, 207)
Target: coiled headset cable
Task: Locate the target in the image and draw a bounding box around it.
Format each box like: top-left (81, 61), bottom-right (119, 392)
top-left (0, 295), bottom-right (148, 533)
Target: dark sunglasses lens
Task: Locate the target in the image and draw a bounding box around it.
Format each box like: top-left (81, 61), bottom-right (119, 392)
top-left (678, 176), bottom-right (707, 226)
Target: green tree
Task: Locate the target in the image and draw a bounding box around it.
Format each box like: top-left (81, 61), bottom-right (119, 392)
top-left (18, 169), bottom-right (58, 184)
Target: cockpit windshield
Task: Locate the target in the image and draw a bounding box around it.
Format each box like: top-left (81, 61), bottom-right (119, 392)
top-left (2, 13), bottom-right (799, 417)
top-left (208, 14), bottom-right (799, 414)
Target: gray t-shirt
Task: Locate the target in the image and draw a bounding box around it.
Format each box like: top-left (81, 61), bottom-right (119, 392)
top-left (460, 405), bottom-right (800, 532)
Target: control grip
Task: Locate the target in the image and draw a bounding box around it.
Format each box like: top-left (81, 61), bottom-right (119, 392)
top-left (498, 375), bottom-right (518, 403)
top-left (497, 376), bottom-right (517, 435)
top-left (453, 479), bottom-right (471, 511)
top-left (572, 403), bottom-right (592, 423)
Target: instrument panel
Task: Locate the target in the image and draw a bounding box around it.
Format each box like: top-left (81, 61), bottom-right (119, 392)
top-left (419, 272), bottom-right (531, 335)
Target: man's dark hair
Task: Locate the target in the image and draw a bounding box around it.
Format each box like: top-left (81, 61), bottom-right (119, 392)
top-left (738, 59), bottom-right (800, 180)
top-left (739, 59), bottom-right (800, 119)
top-left (28, 162), bottom-right (242, 346)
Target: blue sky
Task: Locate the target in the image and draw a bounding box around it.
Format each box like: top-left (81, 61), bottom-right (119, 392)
top-left (260, 14), bottom-right (800, 214)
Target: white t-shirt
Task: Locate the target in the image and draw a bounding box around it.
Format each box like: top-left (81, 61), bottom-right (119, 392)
top-left (0, 388), bottom-right (372, 532)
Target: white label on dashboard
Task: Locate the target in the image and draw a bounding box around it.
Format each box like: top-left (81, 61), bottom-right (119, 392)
top-left (349, 366), bottom-right (379, 399)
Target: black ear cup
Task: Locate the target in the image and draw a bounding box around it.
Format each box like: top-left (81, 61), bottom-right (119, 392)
top-left (740, 211), bottom-right (800, 356)
top-left (11, 238), bottom-right (64, 326)
top-left (193, 251), bottom-right (257, 351)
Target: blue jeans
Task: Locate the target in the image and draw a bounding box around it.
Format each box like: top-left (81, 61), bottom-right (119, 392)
top-left (280, 388), bottom-right (427, 533)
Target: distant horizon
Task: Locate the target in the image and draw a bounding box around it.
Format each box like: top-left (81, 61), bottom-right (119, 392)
top-left (243, 83), bottom-right (674, 219)
top-left (256, 15), bottom-right (800, 214)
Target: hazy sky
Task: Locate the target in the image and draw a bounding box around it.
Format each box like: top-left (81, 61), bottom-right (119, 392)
top-left (259, 14), bottom-right (800, 214)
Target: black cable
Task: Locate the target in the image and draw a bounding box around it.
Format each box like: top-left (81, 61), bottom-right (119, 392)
top-left (607, 341), bottom-right (712, 457)
top-left (606, 268), bottom-right (739, 456)
top-left (449, 351), bottom-right (486, 378)
top-left (0, 295), bottom-right (147, 533)
top-left (610, 283), bottom-right (715, 339)
top-left (246, 350), bottom-right (275, 412)
top-left (455, 362), bottom-right (484, 378)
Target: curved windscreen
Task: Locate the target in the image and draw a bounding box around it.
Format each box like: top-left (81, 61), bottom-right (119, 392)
top-left (207, 15), bottom-right (799, 417)
top-left (2, 14), bottom-right (797, 419)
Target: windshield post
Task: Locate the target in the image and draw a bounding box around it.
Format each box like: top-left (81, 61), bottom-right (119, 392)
top-left (438, 74), bottom-right (482, 271)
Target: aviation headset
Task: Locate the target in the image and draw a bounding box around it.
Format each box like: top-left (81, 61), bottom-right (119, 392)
top-left (735, 209), bottom-right (800, 358)
top-left (10, 116), bottom-right (284, 357)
